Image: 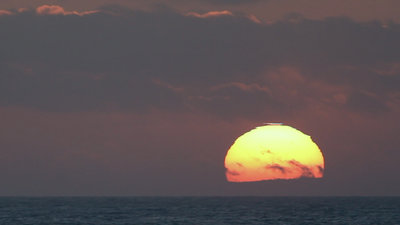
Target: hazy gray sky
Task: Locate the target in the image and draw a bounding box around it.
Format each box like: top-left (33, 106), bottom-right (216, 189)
top-left (0, 1), bottom-right (399, 196)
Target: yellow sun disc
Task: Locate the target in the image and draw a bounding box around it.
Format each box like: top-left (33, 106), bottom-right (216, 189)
top-left (224, 124), bottom-right (324, 182)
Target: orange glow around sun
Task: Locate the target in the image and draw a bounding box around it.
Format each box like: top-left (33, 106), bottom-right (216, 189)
top-left (224, 124), bottom-right (324, 182)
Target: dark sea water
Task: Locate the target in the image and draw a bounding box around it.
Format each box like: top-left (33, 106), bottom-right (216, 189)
top-left (0, 197), bottom-right (399, 225)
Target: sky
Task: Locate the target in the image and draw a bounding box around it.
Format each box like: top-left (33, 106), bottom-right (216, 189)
top-left (0, 1), bottom-right (399, 196)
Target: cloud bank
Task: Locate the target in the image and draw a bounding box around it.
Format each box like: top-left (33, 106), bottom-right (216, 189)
top-left (1, 5), bottom-right (399, 119)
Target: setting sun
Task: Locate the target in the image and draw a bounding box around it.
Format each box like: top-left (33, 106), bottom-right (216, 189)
top-left (225, 124), bottom-right (324, 182)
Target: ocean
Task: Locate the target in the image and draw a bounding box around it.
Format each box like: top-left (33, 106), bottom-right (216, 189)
top-left (0, 197), bottom-right (399, 225)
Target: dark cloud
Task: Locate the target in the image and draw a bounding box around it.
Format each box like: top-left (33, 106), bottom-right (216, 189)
top-left (227, 169), bottom-right (240, 176)
top-left (266, 164), bottom-right (287, 174)
top-left (0, 5), bottom-right (399, 118)
top-left (163, 0), bottom-right (262, 6)
top-left (346, 90), bottom-right (388, 113)
top-left (317, 166), bottom-right (324, 175)
top-left (201, 0), bottom-right (262, 5)
top-left (288, 160), bottom-right (314, 178)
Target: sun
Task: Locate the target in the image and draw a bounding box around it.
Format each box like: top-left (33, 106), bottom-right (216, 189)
top-left (224, 124), bottom-right (324, 182)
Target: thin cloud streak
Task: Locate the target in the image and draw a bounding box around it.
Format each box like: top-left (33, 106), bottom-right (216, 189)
top-left (186, 10), bottom-right (233, 18)
top-left (35, 5), bottom-right (99, 16)
top-left (0, 9), bottom-right (12, 15)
